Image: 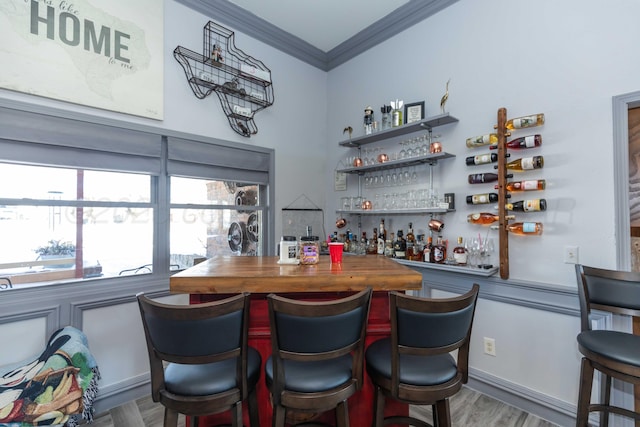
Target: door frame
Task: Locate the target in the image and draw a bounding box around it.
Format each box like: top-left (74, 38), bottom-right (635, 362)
top-left (613, 90), bottom-right (640, 270)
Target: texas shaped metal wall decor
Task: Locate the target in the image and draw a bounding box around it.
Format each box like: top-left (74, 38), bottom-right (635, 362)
top-left (174, 21), bottom-right (274, 137)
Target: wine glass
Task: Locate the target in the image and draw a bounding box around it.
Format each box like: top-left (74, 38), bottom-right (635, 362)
top-left (466, 237), bottom-right (480, 268)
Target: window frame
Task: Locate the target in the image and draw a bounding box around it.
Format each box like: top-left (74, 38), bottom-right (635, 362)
top-left (0, 99), bottom-right (275, 313)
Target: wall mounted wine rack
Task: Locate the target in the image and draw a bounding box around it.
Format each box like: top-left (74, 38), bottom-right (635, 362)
top-left (496, 107), bottom-right (510, 279)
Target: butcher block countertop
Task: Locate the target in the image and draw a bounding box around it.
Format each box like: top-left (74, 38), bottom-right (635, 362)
top-left (170, 255), bottom-right (422, 294)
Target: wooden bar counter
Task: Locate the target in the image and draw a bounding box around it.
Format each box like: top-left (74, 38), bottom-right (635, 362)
top-left (170, 255), bottom-right (422, 427)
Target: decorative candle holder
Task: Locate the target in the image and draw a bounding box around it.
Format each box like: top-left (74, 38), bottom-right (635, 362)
top-left (430, 141), bottom-right (442, 153)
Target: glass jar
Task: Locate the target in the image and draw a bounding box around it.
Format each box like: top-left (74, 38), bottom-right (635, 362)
top-left (299, 236), bottom-right (320, 265)
top-left (279, 236), bottom-right (298, 264)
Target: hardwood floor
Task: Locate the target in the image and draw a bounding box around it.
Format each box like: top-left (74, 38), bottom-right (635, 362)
top-left (90, 386), bottom-right (558, 426)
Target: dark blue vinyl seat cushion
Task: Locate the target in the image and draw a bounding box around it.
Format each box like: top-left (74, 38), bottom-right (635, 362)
top-left (577, 330), bottom-right (640, 367)
top-left (164, 347), bottom-right (261, 396)
top-left (265, 354), bottom-right (353, 393)
top-left (365, 338), bottom-right (457, 386)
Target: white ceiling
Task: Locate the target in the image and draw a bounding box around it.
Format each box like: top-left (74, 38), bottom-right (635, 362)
top-left (174, 0), bottom-right (459, 70)
top-left (227, 0), bottom-right (410, 52)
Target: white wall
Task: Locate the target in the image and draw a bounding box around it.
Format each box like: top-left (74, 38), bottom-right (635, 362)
top-left (327, 0), bottom-right (640, 286)
top-left (325, 0), bottom-right (640, 415)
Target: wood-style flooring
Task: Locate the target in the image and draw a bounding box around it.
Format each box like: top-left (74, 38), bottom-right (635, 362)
top-left (90, 386), bottom-right (559, 426)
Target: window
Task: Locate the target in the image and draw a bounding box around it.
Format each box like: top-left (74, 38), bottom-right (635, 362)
top-left (0, 104), bottom-right (273, 290)
top-left (0, 164), bottom-right (153, 285)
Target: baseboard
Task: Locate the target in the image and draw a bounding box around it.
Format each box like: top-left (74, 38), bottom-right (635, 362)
top-left (468, 367), bottom-right (576, 427)
top-left (92, 374), bottom-right (151, 416)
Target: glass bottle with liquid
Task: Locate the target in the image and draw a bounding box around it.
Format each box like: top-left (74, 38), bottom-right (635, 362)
top-left (496, 179), bottom-right (546, 192)
top-left (431, 237), bottom-right (447, 264)
top-left (393, 230), bottom-right (406, 259)
top-left (466, 153), bottom-right (498, 166)
top-left (452, 237), bottom-right (468, 266)
top-left (505, 113), bottom-right (545, 130)
top-left (506, 199), bottom-right (547, 212)
top-left (469, 172), bottom-right (511, 184)
top-left (467, 213), bottom-right (515, 225)
top-left (423, 236), bottom-right (433, 263)
top-left (496, 156), bottom-right (544, 171)
top-left (493, 222), bottom-right (544, 235)
top-left (466, 193), bottom-right (499, 205)
top-left (489, 134), bottom-right (542, 150)
top-left (466, 134), bottom-right (498, 148)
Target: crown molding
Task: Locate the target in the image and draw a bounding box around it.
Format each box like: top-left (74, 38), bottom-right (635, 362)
top-left (173, 0), bottom-right (459, 71)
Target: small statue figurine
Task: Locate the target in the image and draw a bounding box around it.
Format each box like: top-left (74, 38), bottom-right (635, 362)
top-left (440, 79), bottom-right (450, 114)
top-left (364, 106), bottom-right (374, 135)
top-left (211, 44), bottom-right (224, 65)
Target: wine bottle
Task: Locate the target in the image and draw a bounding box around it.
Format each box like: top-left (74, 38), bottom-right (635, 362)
top-left (468, 172), bottom-right (512, 184)
top-left (506, 222), bottom-right (543, 235)
top-left (452, 237), bottom-right (468, 266)
top-left (423, 236), bottom-right (433, 263)
top-left (495, 155), bottom-right (544, 171)
top-left (496, 179), bottom-right (546, 192)
top-left (506, 199), bottom-right (547, 212)
top-left (489, 134), bottom-right (542, 150)
top-left (466, 133), bottom-right (498, 148)
top-left (467, 212), bottom-right (516, 225)
top-left (505, 113), bottom-right (545, 130)
top-left (466, 153), bottom-right (498, 166)
top-left (466, 193), bottom-right (499, 205)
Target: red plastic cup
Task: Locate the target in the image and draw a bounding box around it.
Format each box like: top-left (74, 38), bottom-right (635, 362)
top-left (329, 242), bottom-right (344, 263)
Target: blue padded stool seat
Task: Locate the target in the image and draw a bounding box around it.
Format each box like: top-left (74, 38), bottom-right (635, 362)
top-left (265, 353), bottom-right (353, 393)
top-left (577, 330), bottom-right (640, 367)
top-left (165, 347), bottom-right (261, 396)
top-left (366, 338), bottom-right (457, 386)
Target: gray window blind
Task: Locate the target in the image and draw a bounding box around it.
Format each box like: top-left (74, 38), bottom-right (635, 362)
top-left (167, 136), bottom-right (271, 184)
top-left (0, 106), bottom-right (162, 174)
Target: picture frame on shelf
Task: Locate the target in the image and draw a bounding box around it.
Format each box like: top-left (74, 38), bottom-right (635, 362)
top-left (404, 101), bottom-right (425, 124)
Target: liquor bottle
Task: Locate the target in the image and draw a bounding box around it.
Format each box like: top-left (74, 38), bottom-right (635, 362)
top-left (489, 134), bottom-right (542, 150)
top-left (467, 212), bottom-right (516, 225)
top-left (496, 179), bottom-right (546, 192)
top-left (505, 113), bottom-right (545, 130)
top-left (466, 193), bottom-right (499, 205)
top-left (452, 237), bottom-right (468, 266)
top-left (496, 156), bottom-right (544, 171)
top-left (466, 153), bottom-right (498, 166)
top-left (406, 222), bottom-right (415, 244)
top-left (466, 133), bottom-right (498, 148)
top-left (469, 172), bottom-right (507, 184)
top-left (506, 199), bottom-right (547, 212)
top-left (506, 222), bottom-right (543, 235)
top-left (377, 219), bottom-right (386, 255)
top-left (393, 230), bottom-right (406, 259)
top-left (385, 233), bottom-right (395, 257)
top-left (367, 227), bottom-right (377, 253)
top-left (423, 236), bottom-right (433, 263)
top-left (344, 229), bottom-right (352, 252)
top-left (431, 237), bottom-right (447, 264)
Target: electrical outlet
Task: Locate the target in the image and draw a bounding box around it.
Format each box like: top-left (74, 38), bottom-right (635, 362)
top-left (564, 245), bottom-right (579, 264)
top-left (483, 337), bottom-right (496, 356)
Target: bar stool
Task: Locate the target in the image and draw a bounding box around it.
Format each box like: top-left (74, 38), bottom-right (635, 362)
top-left (137, 292), bottom-right (261, 427)
top-left (365, 284), bottom-right (480, 427)
top-left (265, 287), bottom-right (372, 427)
top-left (574, 265), bottom-right (640, 426)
